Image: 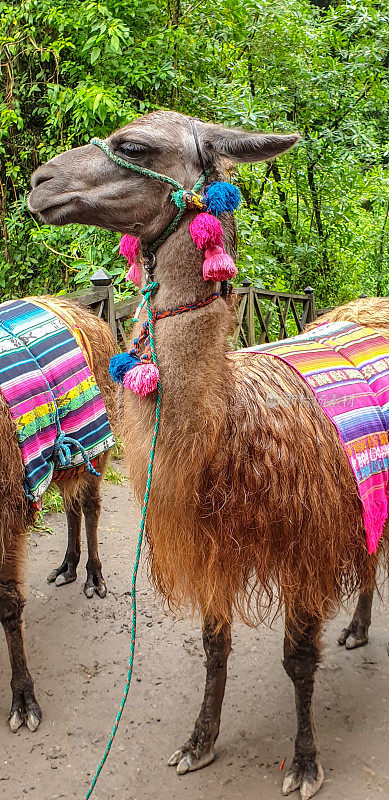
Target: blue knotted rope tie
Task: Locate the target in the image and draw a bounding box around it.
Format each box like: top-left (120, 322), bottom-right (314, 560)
top-left (54, 432), bottom-right (100, 477)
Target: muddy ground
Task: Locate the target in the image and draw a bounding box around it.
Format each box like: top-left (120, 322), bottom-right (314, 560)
top-left (0, 472), bottom-right (387, 800)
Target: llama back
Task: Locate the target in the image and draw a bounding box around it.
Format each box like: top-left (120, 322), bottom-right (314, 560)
top-left (307, 297), bottom-right (389, 341)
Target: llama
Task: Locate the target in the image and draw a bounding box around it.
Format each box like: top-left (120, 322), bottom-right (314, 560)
top-left (28, 111), bottom-right (388, 800)
top-left (0, 297), bottom-right (117, 733)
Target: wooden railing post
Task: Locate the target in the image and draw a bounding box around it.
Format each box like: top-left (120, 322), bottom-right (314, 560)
top-left (106, 282), bottom-right (116, 338)
top-left (90, 269), bottom-right (117, 340)
top-left (243, 278), bottom-right (255, 346)
top-left (304, 286), bottom-right (316, 323)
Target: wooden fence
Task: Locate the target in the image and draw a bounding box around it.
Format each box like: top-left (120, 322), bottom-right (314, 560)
top-left (231, 280), bottom-right (316, 348)
top-left (68, 270), bottom-right (318, 347)
top-left (67, 270), bottom-right (139, 345)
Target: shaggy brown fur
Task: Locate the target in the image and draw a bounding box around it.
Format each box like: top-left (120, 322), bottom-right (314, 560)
top-left (0, 297), bottom-right (118, 732)
top-left (123, 231), bottom-right (384, 633)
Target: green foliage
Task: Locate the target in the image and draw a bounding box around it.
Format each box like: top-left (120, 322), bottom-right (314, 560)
top-left (32, 484), bottom-right (64, 532)
top-left (1, 0), bottom-right (388, 304)
top-left (105, 464), bottom-right (125, 484)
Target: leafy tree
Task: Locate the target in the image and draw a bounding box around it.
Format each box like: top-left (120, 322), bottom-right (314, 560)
top-left (1, 0), bottom-right (388, 304)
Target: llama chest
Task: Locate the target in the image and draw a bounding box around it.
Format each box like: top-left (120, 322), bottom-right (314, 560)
top-left (0, 299), bottom-right (115, 503)
top-left (240, 320), bottom-right (389, 554)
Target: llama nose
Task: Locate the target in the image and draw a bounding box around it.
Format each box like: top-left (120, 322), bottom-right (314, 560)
top-left (30, 166), bottom-right (55, 189)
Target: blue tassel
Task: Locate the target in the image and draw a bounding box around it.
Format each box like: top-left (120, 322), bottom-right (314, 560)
top-left (109, 352), bottom-right (140, 384)
top-left (205, 181), bottom-right (241, 216)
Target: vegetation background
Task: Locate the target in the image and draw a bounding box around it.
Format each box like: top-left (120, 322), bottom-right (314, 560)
top-left (1, 0), bottom-right (388, 306)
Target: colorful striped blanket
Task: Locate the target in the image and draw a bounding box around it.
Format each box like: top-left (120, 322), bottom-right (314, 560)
top-left (0, 299), bottom-right (115, 503)
top-left (242, 320), bottom-right (389, 554)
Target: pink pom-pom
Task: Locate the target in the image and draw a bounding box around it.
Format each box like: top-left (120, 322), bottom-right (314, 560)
top-left (119, 234), bottom-right (140, 262)
top-left (203, 246), bottom-right (238, 281)
top-left (123, 363), bottom-right (159, 397)
top-left (189, 213), bottom-right (223, 249)
top-left (126, 262), bottom-right (141, 286)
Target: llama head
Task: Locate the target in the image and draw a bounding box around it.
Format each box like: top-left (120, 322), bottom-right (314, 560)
top-left (28, 110), bottom-right (300, 243)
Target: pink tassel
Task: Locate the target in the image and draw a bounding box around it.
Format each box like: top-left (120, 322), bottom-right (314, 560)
top-left (123, 363), bottom-right (159, 397)
top-left (120, 235), bottom-right (142, 286)
top-left (119, 234), bottom-right (140, 261)
top-left (203, 246), bottom-right (238, 281)
top-left (126, 262), bottom-right (141, 286)
top-left (189, 214), bottom-right (223, 249)
top-left (189, 213), bottom-right (237, 282)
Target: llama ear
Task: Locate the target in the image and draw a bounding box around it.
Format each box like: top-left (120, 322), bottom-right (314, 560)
top-left (200, 125), bottom-right (301, 163)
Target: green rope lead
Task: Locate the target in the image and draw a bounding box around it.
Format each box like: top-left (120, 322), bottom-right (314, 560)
top-left (85, 282), bottom-right (161, 799)
top-left (90, 138), bottom-right (185, 192)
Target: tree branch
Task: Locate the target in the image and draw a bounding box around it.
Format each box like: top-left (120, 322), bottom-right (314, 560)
top-left (307, 160), bottom-right (330, 274)
top-left (377, 200), bottom-right (389, 296)
top-left (270, 161), bottom-right (298, 243)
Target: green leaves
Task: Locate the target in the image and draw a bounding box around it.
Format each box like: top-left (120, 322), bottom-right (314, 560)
top-left (1, 0), bottom-right (388, 304)
top-left (90, 47), bottom-right (101, 65)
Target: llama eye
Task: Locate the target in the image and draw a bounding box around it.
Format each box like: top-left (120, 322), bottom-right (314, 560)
top-left (118, 143), bottom-right (147, 159)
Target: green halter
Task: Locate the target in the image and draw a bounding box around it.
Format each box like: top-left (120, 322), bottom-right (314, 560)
top-left (90, 137), bottom-right (207, 253)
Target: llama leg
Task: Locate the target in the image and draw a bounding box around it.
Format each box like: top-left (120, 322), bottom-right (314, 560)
top-left (282, 614), bottom-right (324, 800)
top-left (47, 494), bottom-right (82, 586)
top-left (338, 588), bottom-right (374, 649)
top-left (0, 580), bottom-right (41, 732)
top-left (81, 475), bottom-right (107, 598)
top-left (168, 618), bottom-right (231, 774)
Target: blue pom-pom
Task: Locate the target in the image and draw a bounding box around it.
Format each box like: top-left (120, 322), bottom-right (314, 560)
top-left (109, 352), bottom-right (140, 384)
top-left (205, 181), bottom-right (241, 216)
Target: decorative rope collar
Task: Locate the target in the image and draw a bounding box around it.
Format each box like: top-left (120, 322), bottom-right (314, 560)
top-left (109, 288), bottom-right (221, 397)
top-left (153, 291), bottom-right (221, 322)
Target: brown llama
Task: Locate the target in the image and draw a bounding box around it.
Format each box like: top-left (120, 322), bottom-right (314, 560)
top-left (0, 297), bottom-right (117, 733)
top-left (28, 111), bottom-right (388, 800)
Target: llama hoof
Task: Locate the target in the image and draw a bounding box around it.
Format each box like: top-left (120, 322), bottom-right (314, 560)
top-left (345, 630), bottom-right (369, 649)
top-left (300, 763), bottom-right (324, 800)
top-left (282, 766), bottom-right (302, 795)
top-left (338, 623), bottom-right (369, 649)
top-left (84, 570), bottom-right (107, 599)
top-left (55, 572), bottom-right (76, 587)
top-left (26, 709), bottom-right (41, 732)
top-left (9, 691), bottom-right (42, 733)
top-left (168, 745), bottom-right (215, 774)
top-left (47, 561), bottom-right (77, 586)
top-left (282, 760), bottom-right (323, 799)
top-left (9, 709), bottom-right (23, 732)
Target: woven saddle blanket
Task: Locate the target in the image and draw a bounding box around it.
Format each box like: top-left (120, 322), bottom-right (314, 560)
top-left (0, 299), bottom-right (115, 503)
top-left (241, 320), bottom-right (389, 554)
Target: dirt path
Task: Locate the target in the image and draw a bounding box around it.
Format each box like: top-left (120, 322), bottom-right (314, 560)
top-left (0, 475), bottom-right (388, 800)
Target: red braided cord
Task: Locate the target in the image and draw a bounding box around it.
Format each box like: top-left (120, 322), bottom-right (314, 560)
top-left (153, 291), bottom-right (221, 322)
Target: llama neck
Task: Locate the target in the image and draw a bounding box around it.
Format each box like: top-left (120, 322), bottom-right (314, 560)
top-left (124, 214), bottom-right (235, 506)
top-left (148, 216), bottom-right (234, 424)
